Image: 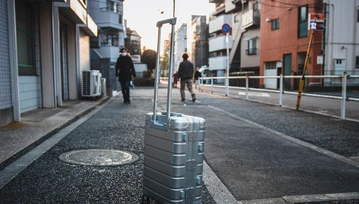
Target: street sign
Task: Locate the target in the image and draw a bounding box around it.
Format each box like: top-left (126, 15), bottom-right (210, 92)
top-left (222, 23), bottom-right (231, 34)
top-left (308, 13), bottom-right (324, 31)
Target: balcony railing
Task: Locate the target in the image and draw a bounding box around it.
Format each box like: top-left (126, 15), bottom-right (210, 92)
top-left (100, 7), bottom-right (121, 13)
top-left (101, 37), bottom-right (120, 47)
top-left (245, 48), bottom-right (257, 55)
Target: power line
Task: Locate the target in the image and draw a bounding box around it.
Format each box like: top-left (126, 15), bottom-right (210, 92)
top-left (258, 0), bottom-right (318, 9)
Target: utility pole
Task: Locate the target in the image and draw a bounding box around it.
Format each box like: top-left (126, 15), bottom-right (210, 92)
top-left (173, 0), bottom-right (175, 17)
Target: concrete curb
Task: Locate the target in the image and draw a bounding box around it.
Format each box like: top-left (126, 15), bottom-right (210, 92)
top-left (203, 161), bottom-right (238, 204)
top-left (238, 192), bottom-right (359, 204)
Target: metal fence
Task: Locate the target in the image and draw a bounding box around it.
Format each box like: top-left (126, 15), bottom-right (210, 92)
top-left (199, 72), bottom-right (359, 120)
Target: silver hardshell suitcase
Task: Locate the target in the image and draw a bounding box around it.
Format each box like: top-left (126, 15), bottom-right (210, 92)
top-left (142, 18), bottom-right (206, 204)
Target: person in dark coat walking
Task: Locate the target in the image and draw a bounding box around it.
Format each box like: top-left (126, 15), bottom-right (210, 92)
top-left (178, 53), bottom-right (196, 102)
top-left (194, 67), bottom-right (202, 89)
top-left (116, 48), bottom-right (136, 103)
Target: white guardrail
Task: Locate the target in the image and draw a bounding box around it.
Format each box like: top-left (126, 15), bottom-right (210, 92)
top-left (198, 72), bottom-right (359, 120)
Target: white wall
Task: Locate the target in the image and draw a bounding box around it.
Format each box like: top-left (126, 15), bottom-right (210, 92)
top-left (209, 56), bottom-right (227, 70)
top-left (325, 0), bottom-right (359, 77)
top-left (264, 69), bottom-right (277, 89)
top-left (19, 76), bottom-right (41, 113)
top-left (209, 14), bottom-right (232, 33)
top-left (209, 35), bottom-right (233, 52)
top-left (0, 1), bottom-right (11, 110)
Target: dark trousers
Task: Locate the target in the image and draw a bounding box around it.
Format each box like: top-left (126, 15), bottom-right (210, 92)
top-left (120, 81), bottom-right (130, 102)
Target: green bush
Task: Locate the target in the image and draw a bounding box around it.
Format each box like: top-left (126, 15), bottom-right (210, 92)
top-left (133, 78), bottom-right (155, 86)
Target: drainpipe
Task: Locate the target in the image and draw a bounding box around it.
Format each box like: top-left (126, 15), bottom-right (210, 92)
top-left (7, 0), bottom-right (20, 121)
top-left (322, 2), bottom-right (326, 86)
top-left (327, 1), bottom-right (334, 77)
top-left (354, 4), bottom-right (359, 74)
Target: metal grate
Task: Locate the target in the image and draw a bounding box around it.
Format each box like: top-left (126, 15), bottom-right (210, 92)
top-left (82, 71), bottom-right (91, 96)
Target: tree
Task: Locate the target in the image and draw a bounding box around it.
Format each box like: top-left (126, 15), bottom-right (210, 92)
top-left (141, 49), bottom-right (157, 73)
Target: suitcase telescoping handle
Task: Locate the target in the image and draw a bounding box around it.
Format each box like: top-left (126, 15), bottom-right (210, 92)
top-left (153, 18), bottom-right (177, 123)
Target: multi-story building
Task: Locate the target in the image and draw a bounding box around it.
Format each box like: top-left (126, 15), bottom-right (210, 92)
top-left (260, 0), bottom-right (323, 90)
top-left (125, 26), bottom-right (147, 78)
top-left (125, 27), bottom-right (141, 62)
top-left (323, 0), bottom-right (359, 87)
top-left (87, 0), bottom-right (126, 94)
top-left (227, 0), bottom-right (260, 87)
top-left (208, 0), bottom-right (232, 83)
top-left (87, 0), bottom-right (125, 64)
top-left (174, 23), bottom-right (188, 72)
top-left (187, 15), bottom-right (209, 69)
top-left (0, 0), bottom-right (98, 126)
top-left (161, 38), bottom-right (171, 76)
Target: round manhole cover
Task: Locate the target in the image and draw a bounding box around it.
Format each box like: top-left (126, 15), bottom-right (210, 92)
top-left (59, 149), bottom-right (139, 166)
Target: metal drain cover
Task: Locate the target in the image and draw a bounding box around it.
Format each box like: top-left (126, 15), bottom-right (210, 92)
top-left (59, 149), bottom-right (139, 166)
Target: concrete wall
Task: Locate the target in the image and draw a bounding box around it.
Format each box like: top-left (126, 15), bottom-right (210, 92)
top-left (67, 24), bottom-right (78, 100)
top-left (241, 29), bottom-right (260, 68)
top-left (324, 0), bottom-right (359, 83)
top-left (40, 3), bottom-right (55, 108)
top-left (79, 29), bottom-right (91, 95)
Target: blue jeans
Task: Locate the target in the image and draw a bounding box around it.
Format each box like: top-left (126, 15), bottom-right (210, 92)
top-left (120, 81), bottom-right (130, 102)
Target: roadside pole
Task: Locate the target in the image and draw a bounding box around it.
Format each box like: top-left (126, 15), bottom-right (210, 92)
top-left (222, 23), bottom-right (231, 97)
top-left (296, 13), bottom-right (324, 110)
top-left (226, 32), bottom-right (229, 96)
top-left (296, 30), bottom-right (314, 110)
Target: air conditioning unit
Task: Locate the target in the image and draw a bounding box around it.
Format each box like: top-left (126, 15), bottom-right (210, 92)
top-left (82, 70), bottom-right (102, 97)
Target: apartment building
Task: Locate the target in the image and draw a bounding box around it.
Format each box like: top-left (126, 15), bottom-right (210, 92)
top-left (125, 27), bottom-right (141, 62)
top-left (209, 0), bottom-right (232, 83)
top-left (226, 0), bottom-right (260, 87)
top-left (323, 0), bottom-right (359, 87)
top-left (174, 23), bottom-right (187, 72)
top-left (187, 15), bottom-right (209, 69)
top-left (260, 0), bottom-right (323, 90)
top-left (0, 0), bottom-right (97, 126)
top-left (125, 27), bottom-right (147, 78)
top-left (88, 0), bottom-right (125, 64)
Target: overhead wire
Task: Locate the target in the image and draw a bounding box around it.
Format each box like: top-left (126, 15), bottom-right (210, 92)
top-left (257, 0), bottom-right (319, 9)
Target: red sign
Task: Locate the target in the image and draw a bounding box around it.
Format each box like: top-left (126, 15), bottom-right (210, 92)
top-left (308, 13), bottom-right (324, 31)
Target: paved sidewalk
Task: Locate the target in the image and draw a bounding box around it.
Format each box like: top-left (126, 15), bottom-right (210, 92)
top-left (0, 96), bottom-right (109, 170)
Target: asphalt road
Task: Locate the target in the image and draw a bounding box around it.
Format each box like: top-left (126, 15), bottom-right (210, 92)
top-left (0, 86), bottom-right (358, 203)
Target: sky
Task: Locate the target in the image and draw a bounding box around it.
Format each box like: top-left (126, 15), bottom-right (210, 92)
top-left (124, 0), bottom-right (215, 51)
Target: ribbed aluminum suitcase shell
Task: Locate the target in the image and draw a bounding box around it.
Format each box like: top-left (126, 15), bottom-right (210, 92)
top-left (143, 18), bottom-right (206, 204)
top-left (143, 112), bottom-right (205, 204)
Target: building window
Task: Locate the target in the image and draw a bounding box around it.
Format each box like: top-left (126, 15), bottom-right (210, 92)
top-left (16, 0), bottom-right (36, 76)
top-left (271, 19), bottom-right (279, 30)
top-left (265, 62), bottom-right (276, 70)
top-left (234, 14), bottom-right (240, 23)
top-left (253, 2), bottom-right (259, 11)
top-left (298, 5), bottom-right (308, 38)
top-left (246, 38), bottom-right (257, 55)
top-left (356, 57), bottom-right (359, 68)
top-left (357, 10), bottom-right (359, 22)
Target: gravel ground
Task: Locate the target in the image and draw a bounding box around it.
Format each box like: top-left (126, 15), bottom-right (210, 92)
top-left (0, 96), bottom-right (216, 203)
top-left (194, 92), bottom-right (359, 157)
